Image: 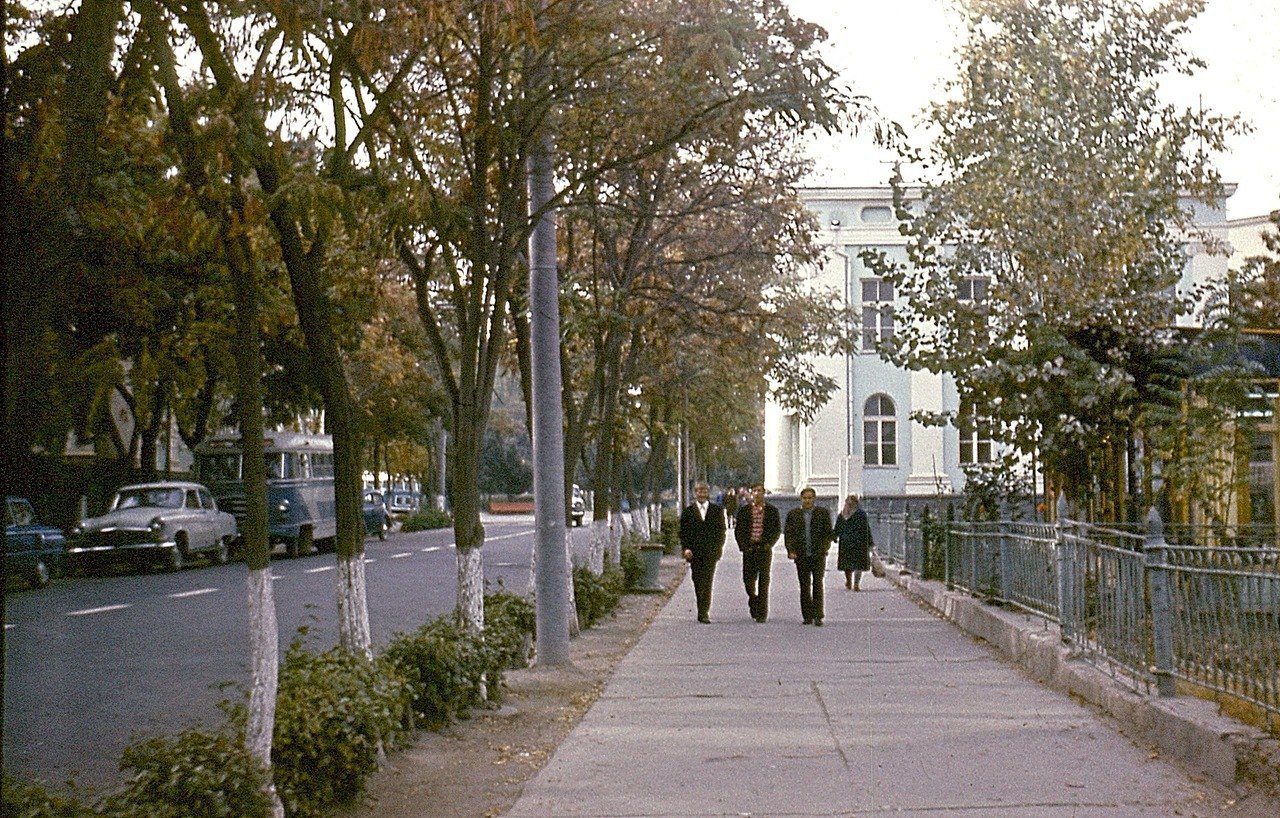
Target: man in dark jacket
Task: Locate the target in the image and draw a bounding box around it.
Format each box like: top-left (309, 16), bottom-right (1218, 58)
top-left (680, 481), bottom-right (726, 623)
top-left (784, 487), bottom-right (834, 625)
top-left (734, 483), bottom-right (781, 623)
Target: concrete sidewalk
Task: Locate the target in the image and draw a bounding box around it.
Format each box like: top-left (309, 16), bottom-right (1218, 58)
top-left (507, 544), bottom-right (1279, 817)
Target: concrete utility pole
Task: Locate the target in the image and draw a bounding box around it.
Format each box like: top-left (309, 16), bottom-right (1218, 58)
top-left (528, 67), bottom-right (571, 666)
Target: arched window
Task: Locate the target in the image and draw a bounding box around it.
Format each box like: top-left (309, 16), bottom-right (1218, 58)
top-left (863, 394), bottom-right (897, 466)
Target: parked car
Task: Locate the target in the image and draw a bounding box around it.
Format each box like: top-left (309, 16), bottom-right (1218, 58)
top-left (571, 484), bottom-right (586, 527)
top-left (363, 490), bottom-right (393, 540)
top-left (386, 490), bottom-right (421, 520)
top-left (68, 481), bottom-right (238, 572)
top-left (5, 496), bottom-right (67, 588)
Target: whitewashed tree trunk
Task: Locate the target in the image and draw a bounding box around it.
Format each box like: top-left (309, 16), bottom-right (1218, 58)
top-left (608, 511), bottom-right (623, 566)
top-left (564, 527), bottom-right (580, 637)
top-left (457, 545), bottom-right (485, 630)
top-left (588, 518), bottom-right (609, 575)
top-left (630, 507), bottom-right (649, 540)
top-left (336, 554), bottom-right (372, 660)
top-left (247, 567), bottom-right (285, 818)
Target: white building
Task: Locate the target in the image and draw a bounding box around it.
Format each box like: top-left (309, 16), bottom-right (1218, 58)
top-left (765, 185), bottom-right (1237, 509)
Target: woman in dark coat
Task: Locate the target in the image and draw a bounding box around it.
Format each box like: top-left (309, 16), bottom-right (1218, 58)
top-left (832, 494), bottom-right (873, 590)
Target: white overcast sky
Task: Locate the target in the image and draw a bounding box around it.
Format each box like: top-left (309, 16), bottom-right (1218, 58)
top-left (786, 0), bottom-right (1280, 219)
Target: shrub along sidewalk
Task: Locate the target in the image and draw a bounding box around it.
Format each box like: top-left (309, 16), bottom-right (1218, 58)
top-left (2, 541), bottom-right (665, 818)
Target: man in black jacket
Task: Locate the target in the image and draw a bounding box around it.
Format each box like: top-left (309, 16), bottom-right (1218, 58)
top-left (734, 483), bottom-right (781, 623)
top-left (680, 481), bottom-right (726, 623)
top-left (785, 487), bottom-right (833, 625)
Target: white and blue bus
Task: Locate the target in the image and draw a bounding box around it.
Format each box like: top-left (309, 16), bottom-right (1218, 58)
top-left (193, 431), bottom-right (337, 557)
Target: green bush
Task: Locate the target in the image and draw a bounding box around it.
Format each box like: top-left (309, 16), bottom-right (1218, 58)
top-left (399, 508), bottom-right (452, 532)
top-left (658, 508), bottom-right (680, 554)
top-left (1, 776), bottom-right (94, 818)
top-left (382, 617), bottom-right (499, 730)
top-left (618, 542), bottom-right (645, 590)
top-left (574, 555), bottom-right (630, 628)
top-left (272, 641), bottom-right (412, 817)
top-left (102, 726), bottom-right (272, 818)
top-left (485, 591), bottom-right (536, 670)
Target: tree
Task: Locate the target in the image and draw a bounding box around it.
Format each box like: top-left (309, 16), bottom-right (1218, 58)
top-left (868, 0), bottom-right (1245, 519)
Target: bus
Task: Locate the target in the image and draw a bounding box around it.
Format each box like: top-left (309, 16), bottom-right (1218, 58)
top-left (193, 431), bottom-right (337, 557)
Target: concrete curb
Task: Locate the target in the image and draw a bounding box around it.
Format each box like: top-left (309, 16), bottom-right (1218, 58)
top-left (886, 567), bottom-right (1280, 797)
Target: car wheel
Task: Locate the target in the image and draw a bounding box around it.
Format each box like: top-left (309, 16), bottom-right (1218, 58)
top-left (213, 537), bottom-right (230, 565)
top-left (290, 525), bottom-right (312, 558)
top-left (31, 558), bottom-right (52, 588)
top-left (167, 539), bottom-right (186, 572)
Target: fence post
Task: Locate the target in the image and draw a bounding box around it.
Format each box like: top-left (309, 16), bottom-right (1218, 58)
top-left (998, 521), bottom-right (1012, 605)
top-left (1145, 506), bottom-right (1177, 697)
top-left (1055, 494), bottom-right (1075, 643)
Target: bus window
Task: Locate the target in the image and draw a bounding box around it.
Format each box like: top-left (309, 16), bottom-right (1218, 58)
top-left (201, 453), bottom-right (241, 482)
top-left (312, 453), bottom-right (334, 478)
top-left (296, 453), bottom-right (310, 479)
top-left (264, 454), bottom-right (285, 480)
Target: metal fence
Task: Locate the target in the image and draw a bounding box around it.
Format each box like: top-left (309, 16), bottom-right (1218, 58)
top-left (886, 513), bottom-right (1280, 729)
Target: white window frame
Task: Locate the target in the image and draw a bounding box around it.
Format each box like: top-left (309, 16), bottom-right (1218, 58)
top-left (863, 393), bottom-right (897, 467)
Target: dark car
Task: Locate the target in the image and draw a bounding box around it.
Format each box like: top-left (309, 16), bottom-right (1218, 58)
top-left (5, 496), bottom-right (67, 588)
top-left (68, 481), bottom-right (238, 572)
top-left (386, 490), bottom-right (422, 521)
top-left (363, 490), bottom-right (393, 540)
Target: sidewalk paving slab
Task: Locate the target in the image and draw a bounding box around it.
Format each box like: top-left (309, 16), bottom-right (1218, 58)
top-left (507, 543), bottom-right (1280, 817)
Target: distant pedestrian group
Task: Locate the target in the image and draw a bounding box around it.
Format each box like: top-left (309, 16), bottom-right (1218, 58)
top-left (678, 483), bottom-right (874, 625)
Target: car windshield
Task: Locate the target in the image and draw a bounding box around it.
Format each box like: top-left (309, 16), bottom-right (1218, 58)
top-left (114, 488), bottom-right (184, 510)
top-left (7, 500), bottom-right (34, 527)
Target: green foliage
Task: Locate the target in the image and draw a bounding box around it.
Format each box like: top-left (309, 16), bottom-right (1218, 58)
top-left (484, 590), bottom-right (536, 670)
top-left (399, 508), bottom-right (452, 532)
top-left (1, 776), bottom-right (95, 818)
top-left (573, 556), bottom-right (630, 629)
top-left (102, 726), bottom-right (271, 818)
top-left (920, 505), bottom-right (950, 583)
top-left (381, 618), bottom-right (499, 731)
top-left (479, 426), bottom-right (532, 495)
top-left (618, 542), bottom-right (645, 590)
top-left (272, 641), bottom-right (412, 817)
top-left (658, 509), bottom-right (681, 554)
top-left (868, 0), bottom-right (1247, 508)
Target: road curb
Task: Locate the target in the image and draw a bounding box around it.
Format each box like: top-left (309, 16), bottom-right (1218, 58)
top-left (886, 567), bottom-right (1280, 797)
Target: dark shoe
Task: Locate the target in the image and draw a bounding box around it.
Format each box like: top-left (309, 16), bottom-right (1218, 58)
top-left (698, 615), bottom-right (711, 624)
top-left (754, 615), bottom-right (767, 623)
top-left (845, 577), bottom-right (852, 589)
top-left (803, 618), bottom-right (813, 625)
top-left (814, 619), bottom-right (823, 627)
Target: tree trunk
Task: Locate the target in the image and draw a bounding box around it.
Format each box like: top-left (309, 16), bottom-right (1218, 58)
top-left (226, 188), bottom-right (284, 818)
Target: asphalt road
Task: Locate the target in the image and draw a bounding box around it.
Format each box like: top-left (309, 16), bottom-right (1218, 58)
top-left (2, 514), bottom-right (538, 796)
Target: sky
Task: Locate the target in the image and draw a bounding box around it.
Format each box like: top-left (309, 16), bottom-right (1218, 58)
top-left (786, 0), bottom-right (1280, 219)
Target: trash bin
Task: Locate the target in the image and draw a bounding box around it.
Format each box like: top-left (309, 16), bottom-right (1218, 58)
top-left (636, 543), bottom-right (665, 592)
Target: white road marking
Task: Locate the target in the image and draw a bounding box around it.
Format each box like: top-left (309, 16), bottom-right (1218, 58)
top-left (4, 623), bottom-right (14, 630)
top-left (67, 604), bottom-right (132, 616)
top-left (364, 558), bottom-right (377, 563)
top-left (421, 546), bottom-right (441, 553)
top-left (485, 530), bottom-right (535, 543)
top-left (305, 566), bottom-right (334, 574)
top-left (389, 552), bottom-right (412, 559)
top-left (168, 588), bottom-right (219, 599)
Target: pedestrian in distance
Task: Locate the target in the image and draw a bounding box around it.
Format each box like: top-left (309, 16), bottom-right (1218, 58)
top-left (723, 486), bottom-right (738, 528)
top-left (833, 494), bottom-right (873, 591)
top-left (734, 483), bottom-right (781, 623)
top-left (680, 481), bottom-right (727, 624)
top-left (785, 486), bottom-right (833, 625)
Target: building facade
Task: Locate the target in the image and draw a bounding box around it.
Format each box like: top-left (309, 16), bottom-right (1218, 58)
top-left (765, 185), bottom-right (1237, 511)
